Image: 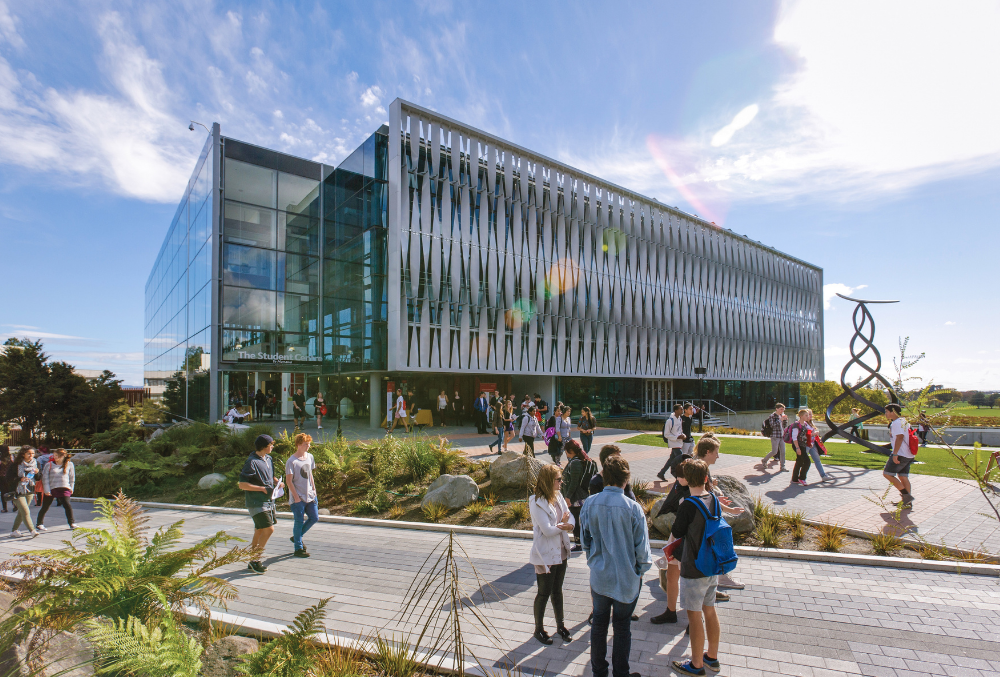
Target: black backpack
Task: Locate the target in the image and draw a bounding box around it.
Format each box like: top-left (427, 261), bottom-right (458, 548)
top-left (761, 416), bottom-right (773, 437)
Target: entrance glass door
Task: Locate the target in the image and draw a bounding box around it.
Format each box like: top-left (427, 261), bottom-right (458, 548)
top-left (644, 379), bottom-right (671, 417)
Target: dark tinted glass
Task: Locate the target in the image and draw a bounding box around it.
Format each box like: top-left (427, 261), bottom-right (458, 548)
top-left (279, 212), bottom-right (319, 255)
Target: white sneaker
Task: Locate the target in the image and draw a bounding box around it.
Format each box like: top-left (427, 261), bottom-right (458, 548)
top-left (317, 426), bottom-right (323, 429)
top-left (36, 525), bottom-right (47, 531)
top-left (10, 530), bottom-right (21, 537)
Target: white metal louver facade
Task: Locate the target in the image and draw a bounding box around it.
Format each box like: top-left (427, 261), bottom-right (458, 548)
top-left (387, 99), bottom-right (823, 382)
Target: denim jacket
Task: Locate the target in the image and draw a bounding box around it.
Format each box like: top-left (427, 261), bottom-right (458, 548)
top-left (580, 486), bottom-right (652, 603)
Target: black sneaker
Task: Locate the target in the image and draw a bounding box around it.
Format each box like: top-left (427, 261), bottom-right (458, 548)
top-left (556, 626), bottom-right (572, 642)
top-left (294, 549), bottom-right (310, 558)
top-left (650, 608), bottom-right (678, 624)
top-left (248, 561), bottom-right (267, 574)
top-left (533, 629), bottom-right (553, 645)
top-left (656, 472), bottom-right (666, 481)
top-left (289, 537), bottom-right (307, 552)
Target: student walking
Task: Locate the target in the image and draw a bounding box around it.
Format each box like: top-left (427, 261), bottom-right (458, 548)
top-left (669, 458), bottom-right (741, 676)
top-left (681, 403), bottom-right (695, 454)
top-left (883, 403), bottom-right (915, 508)
top-left (387, 388), bottom-right (410, 435)
top-left (488, 400), bottom-right (505, 454)
top-left (286, 433), bottom-right (319, 558)
top-left (238, 435), bottom-right (283, 574)
top-left (658, 404), bottom-right (686, 481)
top-left (760, 403), bottom-right (788, 471)
top-left (520, 406), bottom-right (542, 457)
top-left (313, 392), bottom-right (326, 430)
top-left (292, 388), bottom-right (307, 430)
top-left (789, 409), bottom-right (812, 486)
top-left (561, 440), bottom-right (597, 550)
top-left (577, 407), bottom-right (597, 454)
top-left (580, 455), bottom-right (652, 677)
top-left (502, 400), bottom-right (517, 452)
top-left (528, 464), bottom-right (575, 645)
top-left (0, 445), bottom-right (12, 513)
top-left (804, 409), bottom-right (832, 481)
top-left (36, 448), bottom-right (76, 531)
top-left (9, 447), bottom-right (39, 538)
top-left (917, 411), bottom-right (930, 446)
top-left (848, 407), bottom-right (863, 442)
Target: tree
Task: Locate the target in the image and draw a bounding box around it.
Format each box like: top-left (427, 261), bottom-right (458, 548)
top-left (0, 338), bottom-right (52, 444)
top-left (969, 391), bottom-right (987, 408)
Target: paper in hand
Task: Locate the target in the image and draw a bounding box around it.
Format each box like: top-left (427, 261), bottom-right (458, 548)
top-left (271, 485), bottom-right (285, 500)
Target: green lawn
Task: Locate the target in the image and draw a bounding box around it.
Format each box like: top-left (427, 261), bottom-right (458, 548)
top-left (620, 434), bottom-right (989, 480)
top-left (921, 403), bottom-right (1000, 417)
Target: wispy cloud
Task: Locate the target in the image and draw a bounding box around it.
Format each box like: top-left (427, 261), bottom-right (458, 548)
top-left (822, 283), bottom-right (867, 310)
top-left (944, 321), bottom-right (956, 326)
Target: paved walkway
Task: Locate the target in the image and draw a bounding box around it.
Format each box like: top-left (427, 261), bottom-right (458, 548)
top-left (2, 505), bottom-right (999, 677)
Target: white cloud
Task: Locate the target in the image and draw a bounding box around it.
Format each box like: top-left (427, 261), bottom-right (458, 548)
top-left (711, 105), bottom-right (758, 147)
top-left (360, 85), bottom-right (383, 108)
top-left (823, 283), bottom-right (867, 310)
top-left (944, 321), bottom-right (956, 326)
top-left (0, 12), bottom-right (203, 202)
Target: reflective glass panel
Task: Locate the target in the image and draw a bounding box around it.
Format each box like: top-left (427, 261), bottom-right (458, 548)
top-left (278, 172), bottom-right (320, 216)
top-left (277, 293), bottom-right (318, 334)
top-left (224, 158), bottom-right (276, 208)
top-left (224, 201), bottom-right (276, 249)
top-left (222, 286), bottom-right (277, 330)
top-left (278, 212), bottom-right (319, 256)
top-left (223, 244), bottom-right (276, 290)
top-left (280, 253), bottom-right (319, 295)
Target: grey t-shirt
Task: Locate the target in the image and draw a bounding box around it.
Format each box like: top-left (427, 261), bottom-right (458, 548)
top-left (285, 452), bottom-right (317, 504)
top-left (239, 451), bottom-right (275, 515)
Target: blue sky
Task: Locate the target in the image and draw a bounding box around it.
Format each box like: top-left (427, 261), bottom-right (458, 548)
top-left (0, 0), bottom-right (997, 389)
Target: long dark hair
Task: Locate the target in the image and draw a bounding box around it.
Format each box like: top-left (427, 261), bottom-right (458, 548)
top-left (14, 446), bottom-right (35, 466)
top-left (563, 439), bottom-right (591, 462)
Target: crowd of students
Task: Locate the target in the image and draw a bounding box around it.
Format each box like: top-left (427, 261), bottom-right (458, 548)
top-left (1, 444), bottom-right (77, 538)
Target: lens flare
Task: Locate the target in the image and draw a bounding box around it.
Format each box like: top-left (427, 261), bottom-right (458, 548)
top-left (646, 134), bottom-right (728, 226)
top-left (545, 258), bottom-right (580, 297)
top-left (505, 299), bottom-right (535, 329)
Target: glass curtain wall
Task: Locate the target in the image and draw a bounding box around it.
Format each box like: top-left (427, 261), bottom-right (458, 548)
top-left (144, 134), bottom-right (213, 420)
top-left (323, 129), bottom-right (388, 372)
top-left (220, 142), bottom-right (322, 403)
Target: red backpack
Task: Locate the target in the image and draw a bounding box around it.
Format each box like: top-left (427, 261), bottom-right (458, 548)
top-left (907, 427), bottom-right (920, 456)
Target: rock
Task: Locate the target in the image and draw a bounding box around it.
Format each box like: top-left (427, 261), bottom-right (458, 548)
top-left (75, 452), bottom-right (123, 467)
top-left (198, 473), bottom-right (228, 490)
top-left (0, 620), bottom-right (94, 677)
top-left (490, 451), bottom-right (546, 491)
top-left (150, 428), bottom-right (165, 440)
top-left (715, 474), bottom-right (755, 534)
top-left (318, 508), bottom-right (331, 515)
top-left (649, 497), bottom-right (677, 537)
top-left (201, 635), bottom-right (259, 677)
top-left (421, 474), bottom-right (480, 509)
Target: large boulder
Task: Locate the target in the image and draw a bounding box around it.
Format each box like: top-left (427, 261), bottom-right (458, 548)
top-left (490, 451), bottom-right (545, 491)
top-left (421, 474), bottom-right (480, 509)
top-left (649, 497), bottom-right (677, 537)
top-left (198, 473), bottom-right (228, 490)
top-left (201, 635), bottom-right (259, 677)
top-left (75, 451), bottom-right (122, 467)
top-left (715, 474), bottom-right (755, 534)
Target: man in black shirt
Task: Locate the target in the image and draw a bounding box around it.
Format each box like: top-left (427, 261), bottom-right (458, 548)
top-left (254, 389), bottom-right (266, 421)
top-left (238, 434), bottom-right (284, 574)
top-left (292, 388), bottom-right (307, 429)
top-left (681, 403), bottom-right (695, 454)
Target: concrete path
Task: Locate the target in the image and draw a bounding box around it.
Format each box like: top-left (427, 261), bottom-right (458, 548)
top-left (3, 505), bottom-right (1000, 677)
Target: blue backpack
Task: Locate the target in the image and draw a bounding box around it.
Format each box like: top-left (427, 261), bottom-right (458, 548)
top-left (687, 494), bottom-right (739, 576)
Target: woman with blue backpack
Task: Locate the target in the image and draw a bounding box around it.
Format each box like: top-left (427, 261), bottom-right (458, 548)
top-left (560, 440), bottom-right (597, 552)
top-left (667, 457), bottom-right (742, 676)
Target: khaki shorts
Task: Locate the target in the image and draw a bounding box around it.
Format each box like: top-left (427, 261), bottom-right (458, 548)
top-left (679, 575), bottom-right (719, 611)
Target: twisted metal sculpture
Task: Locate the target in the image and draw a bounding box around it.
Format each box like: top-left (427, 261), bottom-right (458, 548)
top-left (821, 294), bottom-right (899, 453)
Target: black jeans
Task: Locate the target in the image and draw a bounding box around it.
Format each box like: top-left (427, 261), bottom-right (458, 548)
top-left (534, 560), bottom-right (567, 632)
top-left (569, 505), bottom-right (582, 542)
top-left (523, 436), bottom-right (535, 456)
top-left (791, 447), bottom-right (811, 482)
top-left (591, 590), bottom-right (639, 677)
top-left (37, 494), bottom-right (74, 527)
top-left (658, 447), bottom-right (683, 477)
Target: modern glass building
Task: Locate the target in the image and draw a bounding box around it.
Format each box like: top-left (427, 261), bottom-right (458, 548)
top-left (145, 100), bottom-right (823, 427)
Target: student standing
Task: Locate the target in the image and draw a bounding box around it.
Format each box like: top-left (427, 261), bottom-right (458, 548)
top-left (502, 400), bottom-right (517, 452)
top-left (286, 433), bottom-right (319, 558)
top-left (450, 390), bottom-right (464, 426)
top-left (314, 392), bottom-right (326, 430)
top-left (474, 392), bottom-right (489, 434)
top-left (883, 404), bottom-right (915, 508)
top-left (9, 447), bottom-right (39, 538)
top-left (650, 457), bottom-right (694, 625)
top-left (528, 464), bottom-right (575, 645)
top-left (0, 445), bottom-right (12, 513)
top-left (292, 388), bottom-right (307, 430)
top-left (760, 403), bottom-right (787, 471)
top-left (36, 448), bottom-right (75, 531)
top-left (254, 388), bottom-right (266, 421)
top-left (520, 406), bottom-right (542, 457)
top-left (437, 390), bottom-right (450, 426)
top-left (589, 445), bottom-right (637, 500)
top-left (669, 458), bottom-right (741, 676)
top-left (577, 407), bottom-right (597, 455)
top-left (848, 408), bottom-right (863, 442)
top-left (581, 455), bottom-right (652, 677)
top-left (238, 435), bottom-right (283, 574)
top-left (789, 410), bottom-right (811, 486)
top-left (561, 440), bottom-right (596, 551)
top-left (488, 401), bottom-right (505, 454)
top-left (681, 404), bottom-right (695, 454)
top-left (658, 404), bottom-right (686, 481)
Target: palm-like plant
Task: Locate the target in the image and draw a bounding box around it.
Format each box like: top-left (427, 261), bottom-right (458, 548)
top-left (235, 598), bottom-right (331, 677)
top-left (0, 492), bottom-right (256, 663)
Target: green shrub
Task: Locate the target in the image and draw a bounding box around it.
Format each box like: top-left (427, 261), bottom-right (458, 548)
top-left (401, 444), bottom-right (435, 481)
top-left (88, 422), bottom-right (143, 453)
top-left (352, 486), bottom-right (393, 515)
top-left (507, 502), bottom-right (530, 522)
top-left (74, 465), bottom-right (134, 498)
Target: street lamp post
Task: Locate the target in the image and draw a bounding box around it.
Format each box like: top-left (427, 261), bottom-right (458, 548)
top-left (694, 367), bottom-right (707, 433)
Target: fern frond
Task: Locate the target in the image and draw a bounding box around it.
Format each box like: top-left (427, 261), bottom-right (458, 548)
top-left (235, 598), bottom-right (331, 677)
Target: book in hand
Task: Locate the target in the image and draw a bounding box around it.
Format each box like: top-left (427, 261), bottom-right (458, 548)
top-left (663, 538), bottom-right (682, 561)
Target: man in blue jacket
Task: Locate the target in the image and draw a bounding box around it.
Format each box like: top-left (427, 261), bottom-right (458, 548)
top-left (581, 454), bottom-right (652, 677)
top-left (474, 391), bottom-right (489, 434)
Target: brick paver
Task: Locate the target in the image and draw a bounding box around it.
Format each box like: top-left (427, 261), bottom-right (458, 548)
top-left (3, 505), bottom-right (999, 677)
